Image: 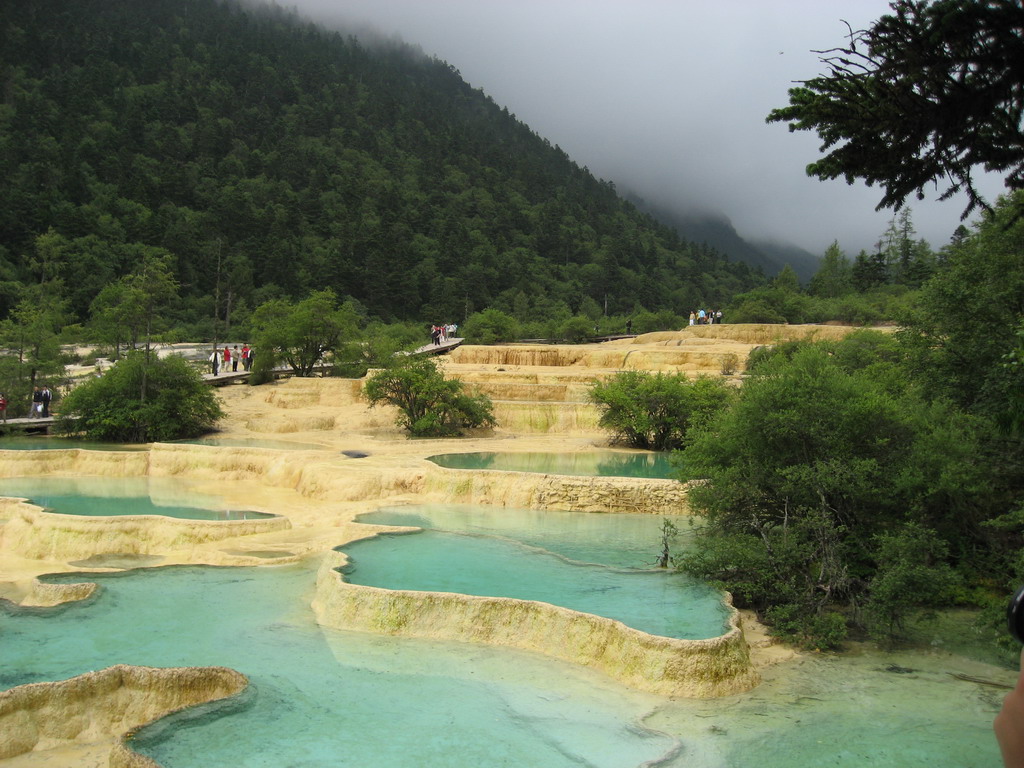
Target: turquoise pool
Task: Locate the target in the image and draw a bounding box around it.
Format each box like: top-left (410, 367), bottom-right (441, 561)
top-left (349, 505), bottom-right (724, 639)
top-left (169, 437), bottom-right (330, 450)
top-left (427, 451), bottom-right (678, 479)
top-left (0, 477), bottom-right (271, 520)
top-left (2, 565), bottom-right (680, 766)
top-left (0, 436), bottom-right (147, 451)
top-left (0, 499), bottom-right (1008, 767)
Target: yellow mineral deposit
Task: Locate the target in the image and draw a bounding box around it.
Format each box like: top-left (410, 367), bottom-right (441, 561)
top-left (0, 665), bottom-right (247, 765)
top-left (312, 549), bottom-right (758, 697)
top-left (0, 325), bottom-right (866, 764)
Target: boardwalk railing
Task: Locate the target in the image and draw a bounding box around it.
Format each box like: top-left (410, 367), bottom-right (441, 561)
top-left (202, 338), bottom-right (464, 386)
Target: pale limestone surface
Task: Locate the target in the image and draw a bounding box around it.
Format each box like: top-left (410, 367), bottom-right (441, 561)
top-left (0, 325), bottom-right (870, 765)
top-left (0, 665), bottom-right (246, 765)
top-left (313, 549), bottom-right (758, 697)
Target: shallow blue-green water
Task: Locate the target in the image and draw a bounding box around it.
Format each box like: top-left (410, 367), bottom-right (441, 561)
top-left (168, 437), bottom-right (330, 450)
top-left (0, 476), bottom-right (271, 520)
top-left (1, 561), bottom-right (679, 767)
top-left (349, 506), bottom-right (725, 639)
top-left (427, 451), bottom-right (677, 479)
top-left (0, 436), bottom-right (147, 451)
top-left (358, 504), bottom-right (691, 568)
top-left (0, 498), bottom-right (1010, 767)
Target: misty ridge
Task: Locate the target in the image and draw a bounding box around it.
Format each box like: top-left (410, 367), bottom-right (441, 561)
top-left (271, 0), bottom-right (824, 281)
top-left (1, 0), bottom-right (767, 336)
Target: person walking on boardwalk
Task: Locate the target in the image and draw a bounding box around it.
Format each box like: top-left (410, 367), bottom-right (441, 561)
top-left (232, 345), bottom-right (240, 372)
top-left (209, 348), bottom-right (221, 376)
top-left (0, 393), bottom-right (8, 423)
top-left (41, 386), bottom-right (51, 417)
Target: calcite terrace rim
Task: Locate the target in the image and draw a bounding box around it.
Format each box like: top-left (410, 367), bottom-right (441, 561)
top-left (313, 532), bottom-right (759, 698)
top-left (0, 664), bottom-right (249, 765)
top-left (0, 497), bottom-right (291, 564)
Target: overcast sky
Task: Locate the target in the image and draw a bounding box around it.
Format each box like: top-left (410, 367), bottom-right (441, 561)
top-left (295, 0), bottom-right (1005, 257)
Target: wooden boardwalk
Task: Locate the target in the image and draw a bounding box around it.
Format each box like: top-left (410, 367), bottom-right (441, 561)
top-left (0, 417), bottom-right (58, 433)
top-left (200, 366), bottom-right (326, 387)
top-left (407, 337), bottom-right (464, 356)
top-left (0, 340), bottom-right (467, 433)
top-left (201, 338), bottom-right (463, 387)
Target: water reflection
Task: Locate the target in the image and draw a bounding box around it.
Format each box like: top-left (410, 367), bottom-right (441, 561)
top-left (0, 436), bottom-right (148, 451)
top-left (0, 497), bottom-right (1010, 766)
top-left (1, 562), bottom-right (679, 767)
top-left (168, 437), bottom-right (330, 450)
top-left (0, 477), bottom-right (272, 520)
top-left (428, 451), bottom-right (678, 479)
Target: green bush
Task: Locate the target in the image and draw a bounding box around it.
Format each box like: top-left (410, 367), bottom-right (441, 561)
top-left (728, 297), bottom-right (787, 324)
top-left (558, 315), bottom-right (594, 343)
top-left (679, 509), bottom-right (851, 650)
top-left (250, 290), bottom-right (359, 376)
top-left (631, 309), bottom-right (686, 334)
top-left (57, 353), bottom-right (223, 442)
top-left (679, 343), bottom-right (988, 647)
top-left (822, 295), bottom-right (883, 325)
top-left (462, 309), bottom-right (521, 344)
top-left (332, 323), bottom-right (422, 378)
top-left (247, 346), bottom-right (278, 386)
top-left (743, 340), bottom-right (817, 374)
top-left (590, 371), bottom-right (732, 451)
top-left (764, 604), bottom-right (848, 651)
top-left (363, 356), bottom-right (496, 437)
top-left (864, 523), bottom-right (961, 645)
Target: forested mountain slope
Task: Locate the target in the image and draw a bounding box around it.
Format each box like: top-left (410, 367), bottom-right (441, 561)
top-left (0, 0), bottom-right (761, 329)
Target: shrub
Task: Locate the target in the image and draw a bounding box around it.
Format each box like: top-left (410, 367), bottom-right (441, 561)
top-left (679, 343), bottom-right (986, 648)
top-left (558, 315), bottom-right (594, 343)
top-left (247, 346), bottom-right (278, 386)
top-left (764, 604), bottom-right (848, 651)
top-left (679, 509), bottom-right (850, 650)
top-left (462, 309), bottom-right (521, 344)
top-left (250, 290), bottom-right (358, 376)
top-left (631, 309), bottom-right (686, 334)
top-left (590, 371), bottom-right (732, 451)
top-left (333, 323), bottom-right (421, 378)
top-left (58, 353), bottom-right (223, 442)
top-left (728, 297), bottom-right (787, 324)
top-left (363, 356), bottom-right (496, 437)
top-left (864, 523), bottom-right (961, 645)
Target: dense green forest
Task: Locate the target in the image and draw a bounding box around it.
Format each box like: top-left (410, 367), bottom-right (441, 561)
top-left (572, 193), bottom-right (1022, 651)
top-left (725, 207), bottom-right (949, 325)
top-left (0, 0), bottom-right (762, 339)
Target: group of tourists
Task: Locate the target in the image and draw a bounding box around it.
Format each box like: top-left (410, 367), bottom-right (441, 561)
top-left (209, 344), bottom-right (254, 376)
top-left (0, 387), bottom-right (52, 422)
top-left (430, 323), bottom-right (457, 346)
top-left (29, 386), bottom-right (52, 418)
top-left (689, 309), bottom-right (722, 326)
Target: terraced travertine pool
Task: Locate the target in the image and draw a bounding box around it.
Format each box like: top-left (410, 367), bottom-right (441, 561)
top-left (427, 450), bottom-right (677, 478)
top-left (0, 480), bottom-right (1011, 767)
top-left (0, 476), bottom-right (272, 520)
top-left (348, 505), bottom-right (724, 640)
top-left (1, 501), bottom-right (707, 767)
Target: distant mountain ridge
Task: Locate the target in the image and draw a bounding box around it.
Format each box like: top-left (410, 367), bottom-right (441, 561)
top-left (0, 0), bottom-right (764, 327)
top-left (626, 195), bottom-right (821, 282)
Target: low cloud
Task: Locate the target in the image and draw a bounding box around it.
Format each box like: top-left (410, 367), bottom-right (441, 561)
top-left (294, 0), bottom-right (1004, 256)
